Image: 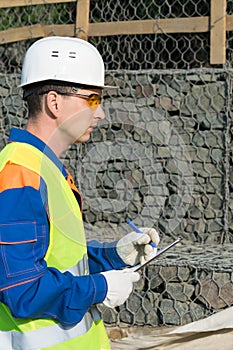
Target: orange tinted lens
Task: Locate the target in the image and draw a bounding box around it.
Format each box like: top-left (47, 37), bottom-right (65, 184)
top-left (88, 94), bottom-right (101, 107)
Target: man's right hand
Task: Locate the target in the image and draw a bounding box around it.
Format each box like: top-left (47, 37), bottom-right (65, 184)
top-left (101, 269), bottom-right (140, 308)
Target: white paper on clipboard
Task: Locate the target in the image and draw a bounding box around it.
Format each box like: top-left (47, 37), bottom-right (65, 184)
top-left (130, 237), bottom-right (182, 272)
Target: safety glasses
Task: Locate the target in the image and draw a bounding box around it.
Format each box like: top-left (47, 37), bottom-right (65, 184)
top-left (40, 90), bottom-right (102, 108)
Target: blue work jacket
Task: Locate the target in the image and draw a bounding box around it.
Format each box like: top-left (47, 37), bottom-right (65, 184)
top-left (0, 128), bottom-right (126, 326)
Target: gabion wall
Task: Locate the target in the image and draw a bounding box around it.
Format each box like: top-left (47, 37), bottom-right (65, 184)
top-left (80, 69), bottom-right (233, 246)
top-left (78, 68), bottom-right (233, 326)
top-left (1, 68), bottom-right (233, 327)
top-left (100, 244), bottom-right (233, 326)
top-left (1, 0), bottom-right (233, 331)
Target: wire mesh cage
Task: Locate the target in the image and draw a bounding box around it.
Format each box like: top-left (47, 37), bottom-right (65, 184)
top-left (89, 0), bottom-right (211, 70)
top-left (0, 0), bottom-right (233, 329)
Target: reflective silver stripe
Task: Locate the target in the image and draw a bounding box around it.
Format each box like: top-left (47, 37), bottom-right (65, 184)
top-left (63, 254), bottom-right (89, 276)
top-left (0, 331), bottom-right (12, 350)
top-left (0, 307), bottom-right (101, 350)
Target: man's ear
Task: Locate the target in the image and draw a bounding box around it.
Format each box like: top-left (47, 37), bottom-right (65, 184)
top-left (45, 91), bottom-right (60, 117)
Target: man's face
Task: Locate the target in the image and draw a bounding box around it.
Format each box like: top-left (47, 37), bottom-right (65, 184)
top-left (57, 87), bottom-right (105, 144)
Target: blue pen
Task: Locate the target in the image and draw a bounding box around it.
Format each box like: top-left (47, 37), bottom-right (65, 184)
top-left (126, 219), bottom-right (157, 248)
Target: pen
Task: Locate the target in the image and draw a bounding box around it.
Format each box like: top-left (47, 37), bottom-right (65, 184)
top-left (126, 219), bottom-right (157, 248)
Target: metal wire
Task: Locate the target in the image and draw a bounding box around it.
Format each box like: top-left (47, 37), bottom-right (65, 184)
top-left (0, 0), bottom-right (233, 328)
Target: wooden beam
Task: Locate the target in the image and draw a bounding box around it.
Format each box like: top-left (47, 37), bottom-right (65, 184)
top-left (226, 14), bottom-right (233, 30)
top-left (44, 24), bottom-right (74, 36)
top-left (88, 17), bottom-right (210, 37)
top-left (0, 24), bottom-right (74, 44)
top-left (210, 0), bottom-right (226, 64)
top-left (0, 9), bottom-right (233, 54)
top-left (75, 0), bottom-right (90, 40)
top-left (0, 24), bottom-right (44, 44)
top-left (0, 0), bottom-right (75, 8)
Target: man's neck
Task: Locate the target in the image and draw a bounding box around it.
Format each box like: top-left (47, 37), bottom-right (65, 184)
top-left (26, 118), bottom-right (68, 157)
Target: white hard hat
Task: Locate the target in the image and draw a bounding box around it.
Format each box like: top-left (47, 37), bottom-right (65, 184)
top-left (20, 36), bottom-right (114, 89)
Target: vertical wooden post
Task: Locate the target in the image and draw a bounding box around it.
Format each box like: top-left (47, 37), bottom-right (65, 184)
top-left (210, 0), bottom-right (226, 64)
top-left (75, 0), bottom-right (90, 40)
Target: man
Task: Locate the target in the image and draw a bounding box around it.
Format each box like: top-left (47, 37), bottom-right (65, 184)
top-left (0, 36), bottom-right (159, 349)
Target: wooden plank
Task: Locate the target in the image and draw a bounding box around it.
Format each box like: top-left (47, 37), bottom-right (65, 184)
top-left (226, 15), bottom-right (233, 30)
top-left (0, 24), bottom-right (74, 44)
top-left (0, 0), bottom-right (75, 8)
top-left (0, 10), bottom-right (233, 48)
top-left (0, 24), bottom-right (44, 44)
top-left (75, 0), bottom-right (90, 40)
top-left (88, 17), bottom-right (210, 37)
top-left (0, 16), bottom-right (211, 45)
top-left (210, 0), bottom-right (226, 64)
top-left (44, 24), bottom-right (74, 36)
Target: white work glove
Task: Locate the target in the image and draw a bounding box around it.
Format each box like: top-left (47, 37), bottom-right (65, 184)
top-left (116, 227), bottom-right (160, 266)
top-left (101, 269), bottom-right (140, 308)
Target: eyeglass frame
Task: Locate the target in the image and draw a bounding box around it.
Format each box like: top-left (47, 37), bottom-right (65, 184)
top-left (39, 88), bottom-right (102, 107)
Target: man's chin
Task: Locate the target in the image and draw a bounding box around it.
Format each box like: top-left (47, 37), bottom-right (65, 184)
top-left (74, 132), bottom-right (91, 144)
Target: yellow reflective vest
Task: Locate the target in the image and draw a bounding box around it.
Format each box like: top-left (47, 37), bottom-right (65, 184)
top-left (0, 142), bottom-right (110, 350)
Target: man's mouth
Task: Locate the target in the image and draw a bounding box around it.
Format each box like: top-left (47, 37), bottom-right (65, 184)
top-left (89, 125), bottom-right (97, 130)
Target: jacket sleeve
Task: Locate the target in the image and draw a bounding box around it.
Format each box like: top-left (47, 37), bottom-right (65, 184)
top-left (0, 166), bottom-right (107, 327)
top-left (1, 268), bottom-right (107, 327)
top-left (87, 240), bottom-right (127, 273)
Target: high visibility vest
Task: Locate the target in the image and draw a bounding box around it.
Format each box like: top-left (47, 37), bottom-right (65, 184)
top-left (0, 142), bottom-right (110, 350)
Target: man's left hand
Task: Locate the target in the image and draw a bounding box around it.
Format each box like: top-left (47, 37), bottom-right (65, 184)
top-left (116, 228), bottom-right (160, 266)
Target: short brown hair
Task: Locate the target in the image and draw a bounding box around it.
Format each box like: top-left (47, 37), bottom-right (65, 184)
top-left (24, 80), bottom-right (78, 118)
top-left (23, 80), bottom-right (98, 118)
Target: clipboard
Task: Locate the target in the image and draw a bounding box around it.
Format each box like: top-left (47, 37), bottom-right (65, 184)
top-left (130, 237), bottom-right (182, 272)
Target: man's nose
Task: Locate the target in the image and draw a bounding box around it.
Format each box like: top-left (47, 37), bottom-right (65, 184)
top-left (94, 105), bottom-right (105, 120)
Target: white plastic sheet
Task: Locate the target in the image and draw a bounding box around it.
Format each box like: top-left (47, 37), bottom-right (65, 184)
top-left (111, 307), bottom-right (233, 350)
